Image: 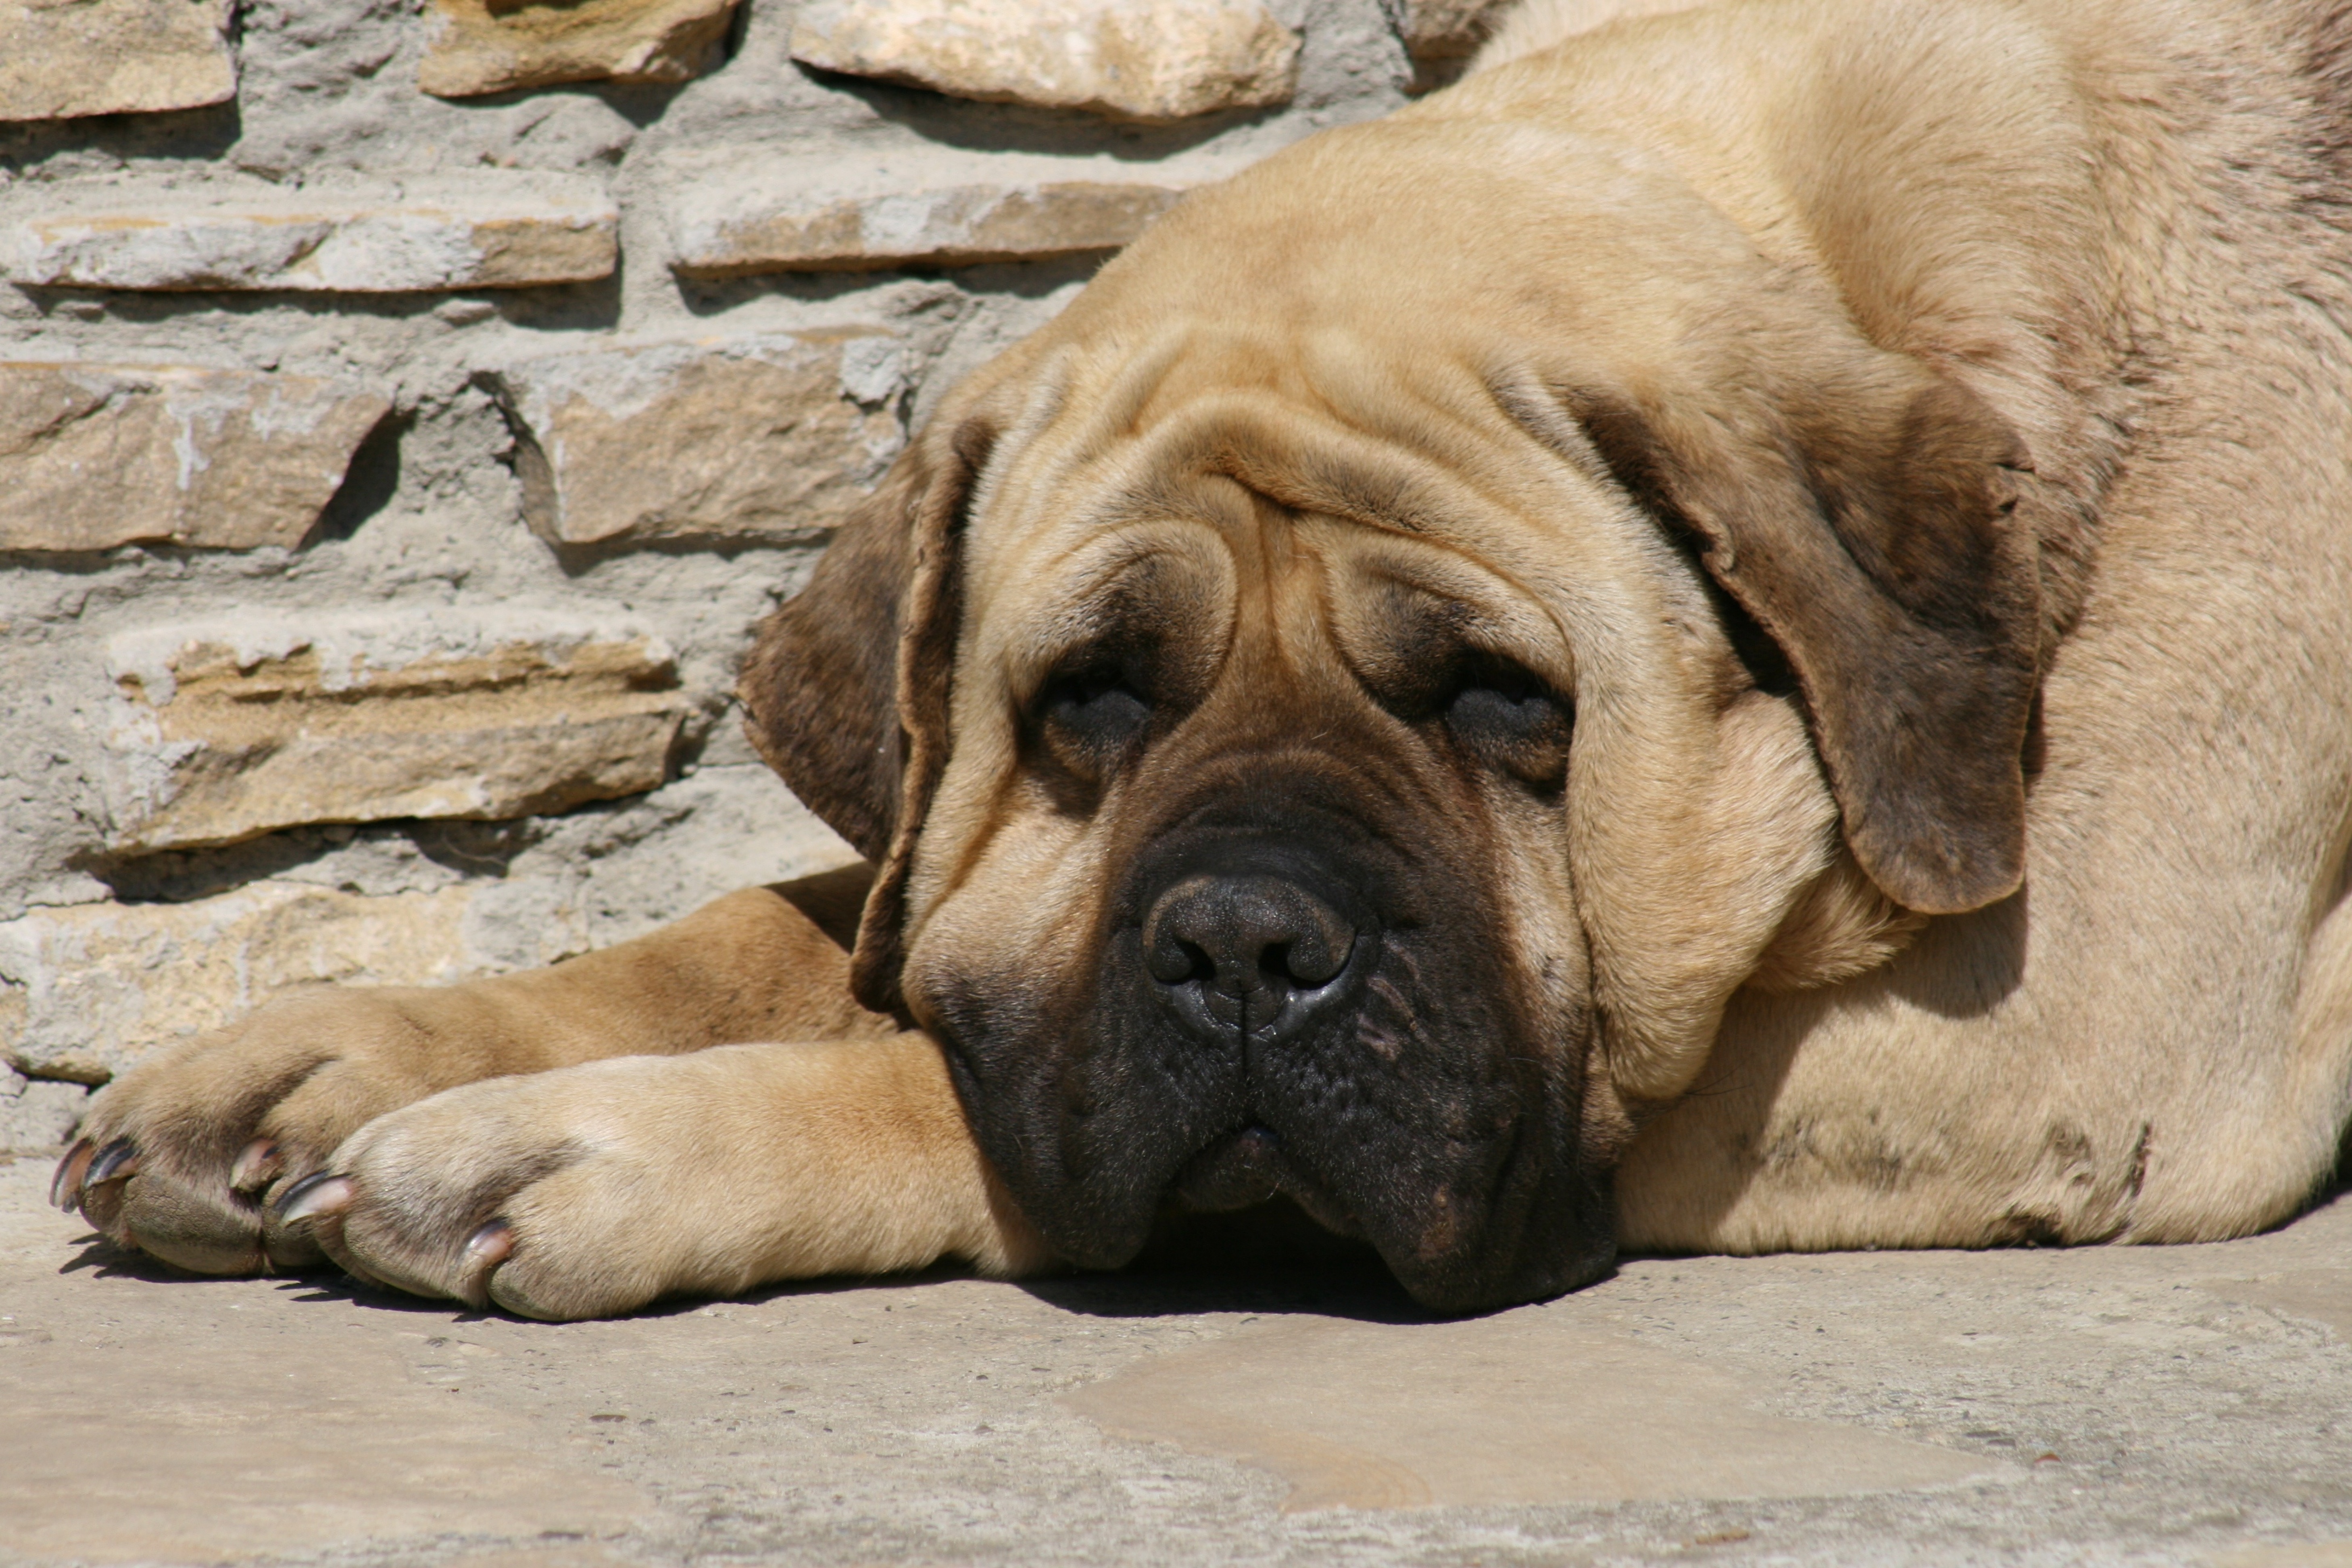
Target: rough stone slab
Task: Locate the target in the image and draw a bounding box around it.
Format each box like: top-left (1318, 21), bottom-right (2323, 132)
top-left (1399, 0), bottom-right (1512, 62)
top-left (0, 1158), bottom-right (647, 1561)
top-left (0, 1068), bottom-right (86, 1153)
top-left (0, 363), bottom-right (389, 553)
top-left (790, 0), bottom-right (1297, 122)
top-left (0, 882), bottom-right (480, 1084)
top-left (1068, 1312), bottom-right (1996, 1509)
top-left (101, 609), bottom-right (687, 854)
top-left (0, 0), bottom-right (235, 123)
top-left (4, 173), bottom-right (618, 292)
top-left (667, 148), bottom-right (1234, 275)
top-left (419, 0), bottom-right (740, 98)
top-left (4, 1160), bottom-right (2351, 1563)
top-left (484, 328), bottom-right (907, 546)
top-left (0, 769), bottom-right (855, 1086)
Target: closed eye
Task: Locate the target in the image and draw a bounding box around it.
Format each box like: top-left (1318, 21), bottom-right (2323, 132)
top-left (1443, 652), bottom-right (1573, 790)
top-left (1034, 661), bottom-right (1153, 782)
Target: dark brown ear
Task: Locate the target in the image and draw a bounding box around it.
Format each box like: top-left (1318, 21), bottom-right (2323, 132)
top-left (736, 419), bottom-right (994, 1008)
top-left (1566, 366), bottom-right (2037, 915)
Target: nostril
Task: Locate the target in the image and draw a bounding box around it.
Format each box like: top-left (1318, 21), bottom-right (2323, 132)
top-left (1271, 932), bottom-right (1351, 987)
top-left (1259, 941), bottom-right (1339, 988)
top-left (1146, 926), bottom-right (1220, 986)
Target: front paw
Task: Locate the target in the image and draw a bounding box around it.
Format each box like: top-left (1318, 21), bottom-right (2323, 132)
top-left (284, 1052), bottom-right (766, 1321)
top-left (53, 990), bottom-right (455, 1276)
top-left (277, 1038), bottom-right (1045, 1322)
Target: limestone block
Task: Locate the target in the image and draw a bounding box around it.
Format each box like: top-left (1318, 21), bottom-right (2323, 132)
top-left (419, 0), bottom-right (740, 98)
top-left (0, 1068), bottom-right (88, 1152)
top-left (0, 884), bottom-right (481, 1084)
top-left (0, 363), bottom-right (389, 553)
top-left (484, 329), bottom-right (906, 546)
top-left (0, 0), bottom-right (235, 123)
top-left (668, 149), bottom-right (1232, 275)
top-left (790, 0), bottom-right (1299, 122)
top-left (5, 173), bottom-right (617, 292)
top-left (1400, 0), bottom-right (1510, 61)
top-left (102, 610), bottom-right (688, 853)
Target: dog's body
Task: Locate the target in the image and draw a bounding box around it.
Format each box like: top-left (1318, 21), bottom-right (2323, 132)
top-left (54, 0), bottom-right (2352, 1319)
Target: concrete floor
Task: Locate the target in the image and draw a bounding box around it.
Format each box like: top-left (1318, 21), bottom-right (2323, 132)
top-left (3, 1153), bottom-right (2349, 1568)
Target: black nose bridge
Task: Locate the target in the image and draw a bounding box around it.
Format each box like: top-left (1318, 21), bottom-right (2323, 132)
top-left (1161, 742), bottom-right (1396, 844)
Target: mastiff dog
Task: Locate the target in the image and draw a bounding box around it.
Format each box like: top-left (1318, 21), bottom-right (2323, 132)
top-left (53, 0), bottom-right (2352, 1319)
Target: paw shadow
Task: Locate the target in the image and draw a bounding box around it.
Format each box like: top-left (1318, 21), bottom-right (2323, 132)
top-left (280, 1274), bottom-right (496, 1318)
top-left (56, 1234), bottom-right (173, 1280)
top-left (57, 1232), bottom-right (488, 1319)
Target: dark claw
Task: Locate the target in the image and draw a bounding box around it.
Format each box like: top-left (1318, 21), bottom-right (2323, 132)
top-left (274, 1170), bottom-right (355, 1223)
top-left (229, 1138), bottom-right (282, 1194)
top-left (50, 1139), bottom-right (94, 1211)
top-left (83, 1138), bottom-right (139, 1189)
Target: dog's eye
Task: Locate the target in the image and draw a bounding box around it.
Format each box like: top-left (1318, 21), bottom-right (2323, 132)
top-left (1443, 655), bottom-right (1572, 789)
top-left (1036, 664), bottom-right (1152, 779)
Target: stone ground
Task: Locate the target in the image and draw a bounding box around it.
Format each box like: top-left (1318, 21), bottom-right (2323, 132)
top-left (2, 1153), bottom-right (2348, 1568)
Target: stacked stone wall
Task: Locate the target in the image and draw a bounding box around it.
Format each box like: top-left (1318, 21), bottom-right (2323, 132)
top-left (0, 0), bottom-right (1512, 1150)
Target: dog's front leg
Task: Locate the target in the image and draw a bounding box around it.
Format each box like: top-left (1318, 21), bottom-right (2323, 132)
top-left (279, 1034), bottom-right (1054, 1319)
top-left (54, 872), bottom-right (904, 1276)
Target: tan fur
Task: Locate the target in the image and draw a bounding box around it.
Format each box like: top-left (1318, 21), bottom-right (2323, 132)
top-left (1475, 0), bottom-right (1708, 67)
top-left (309, 1037), bottom-right (1047, 1319)
top-left (62, 0), bottom-right (2352, 1316)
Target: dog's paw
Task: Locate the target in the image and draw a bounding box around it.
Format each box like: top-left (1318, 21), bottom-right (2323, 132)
top-left (53, 990), bottom-right (459, 1276)
top-left (280, 1052), bottom-right (788, 1321)
top-left (270, 1040), bottom-right (1048, 1322)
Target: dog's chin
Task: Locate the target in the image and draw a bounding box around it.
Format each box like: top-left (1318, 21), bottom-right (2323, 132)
top-left (1170, 1124), bottom-right (1365, 1239)
top-left (1161, 1122), bottom-right (1618, 1313)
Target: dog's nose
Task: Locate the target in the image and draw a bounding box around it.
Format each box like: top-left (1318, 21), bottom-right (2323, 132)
top-left (1143, 874), bottom-right (1360, 1046)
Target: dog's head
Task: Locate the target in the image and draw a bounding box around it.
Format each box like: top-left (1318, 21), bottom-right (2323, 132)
top-left (740, 118), bottom-right (2037, 1311)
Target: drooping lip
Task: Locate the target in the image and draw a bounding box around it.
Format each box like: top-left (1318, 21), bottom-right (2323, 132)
top-left (1170, 1122), bottom-right (1363, 1238)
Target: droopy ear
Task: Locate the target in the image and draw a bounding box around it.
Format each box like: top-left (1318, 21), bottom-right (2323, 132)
top-left (737, 419), bottom-right (995, 1009)
top-left (1566, 364), bottom-right (2037, 915)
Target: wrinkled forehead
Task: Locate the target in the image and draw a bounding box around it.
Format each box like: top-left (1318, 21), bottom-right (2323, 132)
top-left (954, 331), bottom-right (1697, 686)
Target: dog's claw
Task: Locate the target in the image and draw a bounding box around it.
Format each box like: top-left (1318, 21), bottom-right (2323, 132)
top-left (464, 1221), bottom-right (514, 1267)
top-left (50, 1139), bottom-right (94, 1211)
top-left (274, 1172), bottom-right (355, 1224)
top-left (458, 1221), bottom-right (515, 1308)
top-left (83, 1138), bottom-right (140, 1190)
top-left (229, 1138), bottom-right (282, 1193)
